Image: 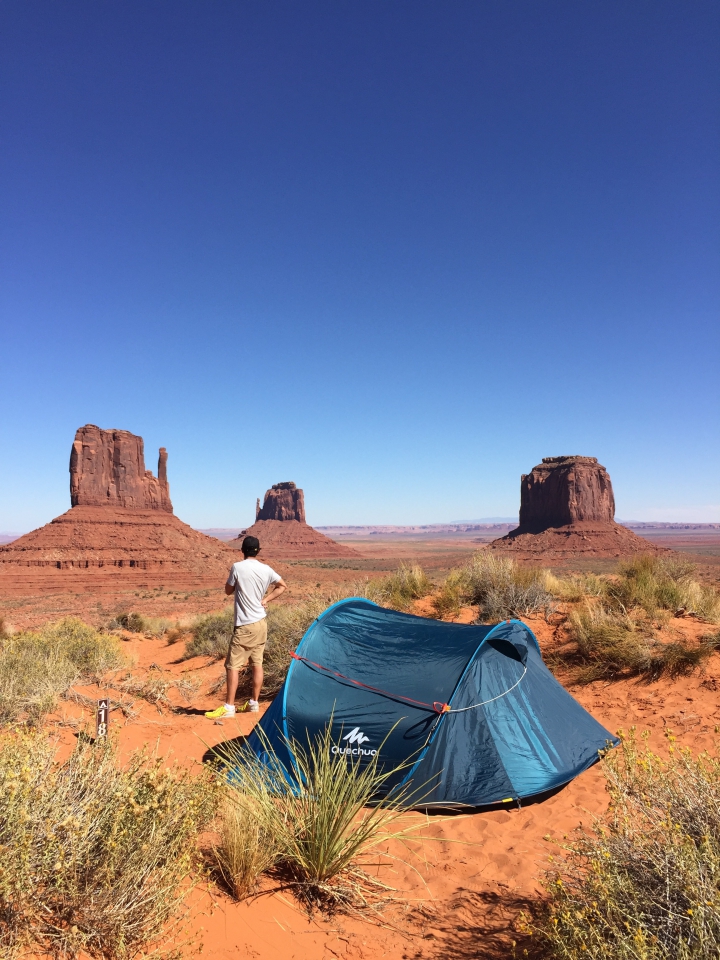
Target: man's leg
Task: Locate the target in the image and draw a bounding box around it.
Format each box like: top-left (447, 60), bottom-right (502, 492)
top-left (251, 664), bottom-right (263, 702)
top-left (226, 667), bottom-right (240, 706)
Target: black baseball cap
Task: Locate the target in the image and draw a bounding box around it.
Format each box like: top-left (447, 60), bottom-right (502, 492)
top-left (241, 535), bottom-right (260, 556)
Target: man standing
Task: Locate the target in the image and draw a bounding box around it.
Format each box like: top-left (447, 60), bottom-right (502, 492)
top-left (205, 535), bottom-right (286, 719)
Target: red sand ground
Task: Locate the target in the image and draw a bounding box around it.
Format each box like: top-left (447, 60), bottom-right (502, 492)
top-left (44, 605), bottom-right (720, 960)
top-left (5, 530), bottom-right (720, 958)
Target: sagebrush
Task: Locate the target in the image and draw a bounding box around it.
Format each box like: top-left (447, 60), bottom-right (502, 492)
top-left (527, 730), bottom-right (720, 959)
top-left (0, 730), bottom-right (217, 959)
top-left (0, 618), bottom-right (126, 724)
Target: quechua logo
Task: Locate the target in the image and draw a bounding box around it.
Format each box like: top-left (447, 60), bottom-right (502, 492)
top-left (331, 726), bottom-right (377, 757)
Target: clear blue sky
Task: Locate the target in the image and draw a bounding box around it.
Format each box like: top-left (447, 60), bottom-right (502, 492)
top-left (1, 1), bottom-right (718, 531)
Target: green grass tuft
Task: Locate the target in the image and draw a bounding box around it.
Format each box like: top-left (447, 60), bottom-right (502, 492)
top-left (212, 723), bottom-right (418, 912)
top-left (556, 604), bottom-right (714, 683)
top-left (365, 563), bottom-right (432, 611)
top-left (605, 555), bottom-right (720, 622)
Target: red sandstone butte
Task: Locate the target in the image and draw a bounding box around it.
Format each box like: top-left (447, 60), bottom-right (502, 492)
top-left (490, 456), bottom-right (665, 560)
top-left (256, 482), bottom-right (306, 522)
top-left (238, 483), bottom-right (359, 560)
top-left (0, 426), bottom-right (235, 574)
top-left (70, 424), bottom-right (172, 512)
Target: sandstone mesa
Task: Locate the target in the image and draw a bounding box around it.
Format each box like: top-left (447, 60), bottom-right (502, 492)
top-left (491, 455), bottom-right (664, 559)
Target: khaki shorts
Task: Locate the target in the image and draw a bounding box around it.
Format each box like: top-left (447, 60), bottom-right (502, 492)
top-left (225, 619), bottom-right (267, 670)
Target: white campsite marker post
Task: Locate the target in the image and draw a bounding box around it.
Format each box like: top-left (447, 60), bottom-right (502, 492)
top-left (96, 698), bottom-right (109, 739)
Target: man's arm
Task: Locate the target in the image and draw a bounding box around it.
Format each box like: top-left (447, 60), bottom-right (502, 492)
top-left (262, 578), bottom-right (287, 608)
top-left (225, 582), bottom-right (235, 596)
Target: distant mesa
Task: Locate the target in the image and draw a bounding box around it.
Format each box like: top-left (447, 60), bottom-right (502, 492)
top-left (490, 456), bottom-right (665, 559)
top-left (235, 482), bottom-right (359, 559)
top-left (0, 425), bottom-right (236, 574)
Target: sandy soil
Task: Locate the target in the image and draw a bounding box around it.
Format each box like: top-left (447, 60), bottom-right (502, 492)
top-left (5, 537), bottom-right (720, 958)
top-left (35, 614), bottom-right (720, 958)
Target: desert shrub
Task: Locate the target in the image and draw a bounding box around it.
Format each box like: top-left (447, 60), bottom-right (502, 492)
top-left (212, 724), bottom-right (414, 912)
top-left (108, 610), bottom-right (147, 632)
top-left (164, 625), bottom-right (187, 644)
top-left (0, 730), bottom-right (217, 959)
top-left (528, 731), bottom-right (720, 959)
top-left (108, 611), bottom-right (176, 638)
top-left (543, 571), bottom-right (605, 602)
top-left (559, 604), bottom-right (712, 683)
top-left (465, 552), bottom-right (554, 622)
top-left (431, 568), bottom-right (468, 620)
top-left (182, 608), bottom-right (234, 660)
top-left (364, 563), bottom-right (432, 611)
top-left (606, 555), bottom-right (720, 622)
top-left (139, 616), bottom-right (175, 638)
top-left (0, 618), bottom-right (126, 724)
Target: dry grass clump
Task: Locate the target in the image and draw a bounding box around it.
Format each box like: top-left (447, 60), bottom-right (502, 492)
top-left (606, 555), bottom-right (720, 622)
top-left (464, 553), bottom-right (554, 622)
top-left (214, 794), bottom-right (281, 901)
top-left (431, 568), bottom-right (467, 620)
top-left (108, 611), bottom-right (179, 638)
top-left (526, 730), bottom-right (720, 959)
top-left (212, 725), bottom-right (415, 913)
top-left (543, 571), bottom-right (605, 602)
top-left (0, 730), bottom-right (217, 959)
top-left (558, 604), bottom-right (714, 683)
top-left (116, 668), bottom-right (202, 710)
top-left (0, 618), bottom-right (126, 724)
top-left (182, 608), bottom-right (234, 660)
top-left (365, 563), bottom-right (433, 611)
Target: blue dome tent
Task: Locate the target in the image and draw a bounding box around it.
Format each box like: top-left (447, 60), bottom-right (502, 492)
top-left (245, 598), bottom-right (617, 808)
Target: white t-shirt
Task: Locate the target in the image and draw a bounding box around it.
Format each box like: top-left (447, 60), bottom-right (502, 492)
top-left (226, 558), bottom-right (282, 626)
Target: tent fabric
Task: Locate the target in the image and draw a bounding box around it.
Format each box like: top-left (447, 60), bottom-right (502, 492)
top-left (246, 598), bottom-right (617, 808)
